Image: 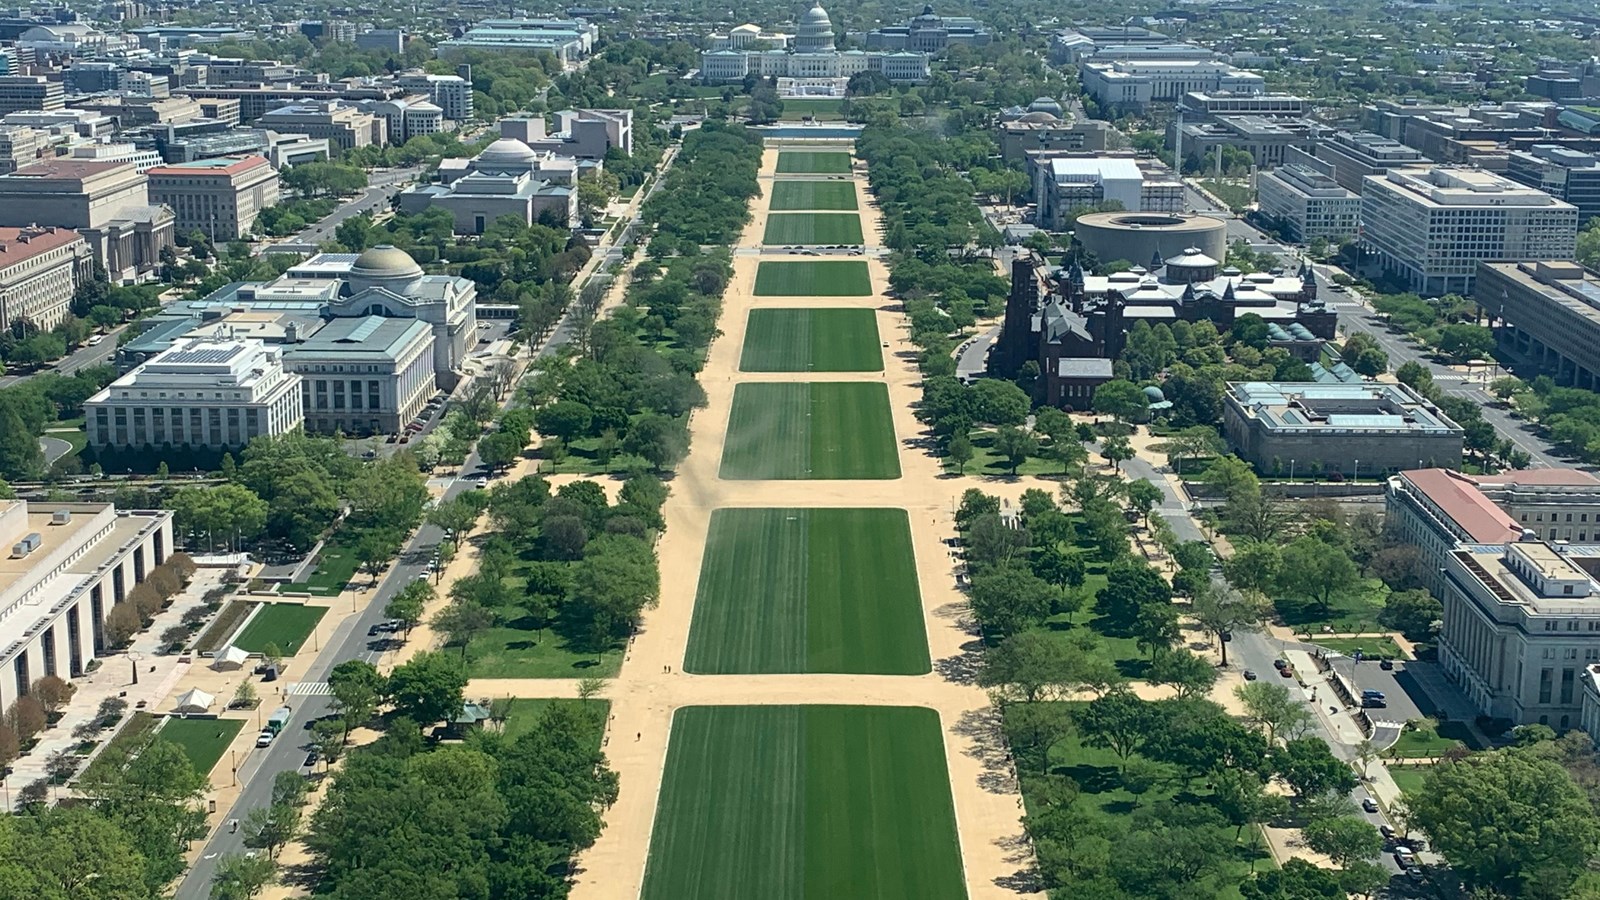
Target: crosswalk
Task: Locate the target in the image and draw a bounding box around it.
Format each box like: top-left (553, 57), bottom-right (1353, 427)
top-left (285, 681), bottom-right (331, 697)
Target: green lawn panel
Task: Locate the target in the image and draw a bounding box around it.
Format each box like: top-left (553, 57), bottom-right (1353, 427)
top-left (684, 509), bottom-right (809, 673)
top-left (762, 213), bottom-right (864, 245)
top-left (231, 603), bottom-right (326, 655)
top-left (642, 706), bottom-right (805, 900)
top-left (776, 151), bottom-right (852, 174)
top-left (720, 382), bottom-right (899, 480)
top-left (802, 707), bottom-right (966, 900)
top-left (641, 706), bottom-right (966, 900)
top-left (684, 509), bottom-right (928, 674)
top-left (753, 261), bottom-right (873, 296)
top-left (770, 180), bottom-right (858, 211)
top-left (740, 308), bottom-right (881, 372)
top-left (159, 718), bottom-right (244, 777)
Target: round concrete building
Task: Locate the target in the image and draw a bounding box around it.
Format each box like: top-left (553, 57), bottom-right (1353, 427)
top-left (1074, 212), bottom-right (1228, 270)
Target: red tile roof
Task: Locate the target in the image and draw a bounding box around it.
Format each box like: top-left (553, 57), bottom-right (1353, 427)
top-left (1402, 468), bottom-right (1522, 544)
top-left (144, 155), bottom-right (271, 178)
top-left (1466, 469), bottom-right (1600, 487)
top-left (0, 226), bottom-right (82, 263)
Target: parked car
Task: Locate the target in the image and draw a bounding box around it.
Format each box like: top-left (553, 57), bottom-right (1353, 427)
top-left (1362, 797), bottom-right (1379, 813)
top-left (256, 730), bottom-right (275, 748)
top-left (1380, 824), bottom-right (1396, 840)
top-left (1394, 848), bottom-right (1417, 868)
top-left (1362, 697), bottom-right (1387, 709)
top-left (1406, 866), bottom-right (1427, 882)
top-left (1273, 659), bottom-right (1288, 670)
top-left (1379, 658), bottom-right (1395, 671)
top-left (1278, 666), bottom-right (1295, 678)
top-left (1242, 669), bottom-right (1258, 681)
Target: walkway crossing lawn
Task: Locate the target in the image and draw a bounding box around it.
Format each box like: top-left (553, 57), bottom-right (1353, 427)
top-left (685, 509), bottom-right (928, 674)
top-left (770, 180), bottom-right (858, 211)
top-left (754, 260), bottom-right (873, 296)
top-left (763, 213), bottom-right (864, 246)
top-left (230, 603), bottom-right (326, 655)
top-left (641, 705), bottom-right (966, 900)
top-left (740, 308), bottom-right (882, 372)
top-left (720, 382), bottom-right (900, 480)
top-left (159, 717), bottom-right (245, 777)
top-left (775, 151), bottom-right (853, 174)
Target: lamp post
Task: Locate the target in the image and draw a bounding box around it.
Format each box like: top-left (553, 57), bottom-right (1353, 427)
top-left (1353, 458), bottom-right (1360, 484)
top-left (1289, 458), bottom-right (1295, 482)
top-left (126, 650), bottom-right (142, 686)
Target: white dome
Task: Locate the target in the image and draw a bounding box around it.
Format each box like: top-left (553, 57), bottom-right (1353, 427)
top-left (348, 245), bottom-right (424, 295)
top-left (801, 3), bottom-right (832, 26)
top-left (479, 137), bottom-right (538, 166)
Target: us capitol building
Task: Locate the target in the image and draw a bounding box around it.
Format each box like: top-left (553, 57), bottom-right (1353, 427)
top-left (700, 3), bottom-right (930, 85)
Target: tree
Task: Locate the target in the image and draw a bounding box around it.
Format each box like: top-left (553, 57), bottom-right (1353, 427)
top-left (311, 718), bottom-right (346, 767)
top-left (979, 630), bottom-right (1079, 702)
top-left (1406, 749), bottom-right (1600, 896)
top-left (992, 426), bottom-right (1038, 475)
top-left (6, 695), bottom-right (45, 742)
top-left (1099, 434), bottom-right (1133, 471)
top-left (968, 562), bottom-right (1057, 638)
top-left (384, 579), bottom-right (432, 637)
top-left (0, 403), bottom-right (42, 480)
top-left (242, 803), bottom-right (300, 859)
top-left (1092, 379), bottom-right (1147, 423)
top-left (231, 680), bottom-right (257, 710)
top-left (623, 413), bottom-right (688, 471)
top-left (431, 601), bottom-right (496, 659)
top-left (1132, 600), bottom-right (1180, 658)
top-left (1214, 768), bottom-right (1288, 841)
top-left (567, 534), bottom-right (660, 652)
top-left (386, 651), bottom-right (467, 728)
top-left (1235, 681), bottom-right (1313, 745)
top-left (427, 495), bottom-right (483, 542)
top-left (1240, 857), bottom-right (1344, 900)
top-left (971, 379), bottom-right (1030, 426)
top-left (1278, 535), bottom-right (1361, 616)
top-left (947, 432), bottom-right (975, 473)
top-left (1274, 736), bottom-right (1357, 800)
top-left (210, 852), bottom-right (276, 900)
top-left (1436, 323), bottom-right (1496, 364)
top-left (30, 675), bottom-right (74, 715)
top-left (1073, 689), bottom-right (1156, 771)
top-left (1191, 584), bottom-right (1268, 666)
top-left (1302, 816), bottom-right (1383, 867)
top-left (1224, 541), bottom-right (1282, 594)
top-left (1148, 649), bottom-right (1217, 699)
top-left (1095, 559), bottom-right (1171, 634)
top-left (327, 659), bottom-right (383, 731)
top-left (966, 513), bottom-right (1030, 571)
top-left (1379, 588), bottom-right (1443, 641)
top-left (1125, 480), bottom-right (1162, 529)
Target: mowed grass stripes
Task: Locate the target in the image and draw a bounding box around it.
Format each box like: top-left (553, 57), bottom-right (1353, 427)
top-left (754, 260), bottom-right (873, 296)
top-left (641, 705), bottom-right (967, 900)
top-left (720, 382), bottom-right (900, 480)
top-left (770, 180), bottom-right (858, 210)
top-left (685, 509), bottom-right (928, 674)
top-left (740, 308), bottom-right (882, 372)
top-left (775, 151), bottom-right (853, 174)
top-left (763, 213), bottom-right (864, 246)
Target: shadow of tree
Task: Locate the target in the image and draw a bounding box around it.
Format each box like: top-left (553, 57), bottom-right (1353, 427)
top-left (935, 638), bottom-right (985, 685)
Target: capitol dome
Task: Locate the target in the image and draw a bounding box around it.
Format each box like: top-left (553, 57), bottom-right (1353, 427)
top-left (348, 245), bottom-right (424, 295)
top-left (793, 2), bottom-right (836, 52)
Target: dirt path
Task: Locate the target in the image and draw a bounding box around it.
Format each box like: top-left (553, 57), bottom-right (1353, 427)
top-left (475, 143), bottom-right (1041, 899)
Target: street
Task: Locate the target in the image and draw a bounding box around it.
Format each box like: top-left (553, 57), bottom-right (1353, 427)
top-left (259, 166), bottom-right (425, 255)
top-left (0, 328), bottom-right (124, 388)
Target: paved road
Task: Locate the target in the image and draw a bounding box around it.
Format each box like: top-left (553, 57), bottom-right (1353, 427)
top-left (38, 437), bottom-right (71, 465)
top-left (175, 148), bottom-right (682, 899)
top-left (1181, 182), bottom-right (1570, 469)
top-left (0, 331), bottom-right (123, 389)
top-left (259, 166), bottom-right (424, 255)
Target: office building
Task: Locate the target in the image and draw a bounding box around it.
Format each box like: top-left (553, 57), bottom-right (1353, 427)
top-left (0, 76), bottom-right (62, 115)
top-left (370, 97), bottom-right (443, 145)
top-left (145, 155), bottom-right (279, 241)
top-left (0, 124), bottom-right (39, 173)
top-left (255, 101), bottom-right (386, 151)
top-left (0, 158), bottom-right (175, 280)
top-left (1256, 164), bottom-right (1361, 241)
top-left (1050, 26), bottom-right (1170, 64)
top-left (1439, 538), bottom-right (1600, 730)
top-left (1079, 58), bottom-right (1264, 112)
top-left (1476, 260), bottom-right (1600, 390)
top-left (997, 100), bottom-right (1109, 161)
top-left (85, 337), bottom-right (303, 450)
top-left (0, 499), bottom-right (174, 707)
top-left (292, 316), bottom-right (434, 435)
top-left (1360, 166), bottom-right (1577, 296)
top-left (700, 3), bottom-right (930, 85)
top-left (0, 225), bottom-right (91, 331)
top-left (1028, 153), bottom-right (1183, 230)
top-left (1178, 91), bottom-right (1309, 119)
top-left (498, 109), bottom-right (631, 159)
top-left (1387, 467), bottom-right (1600, 599)
top-left (395, 72), bottom-right (472, 122)
top-left (1504, 144), bottom-right (1600, 226)
top-left (1172, 114), bottom-right (1324, 170)
top-left (1298, 131), bottom-right (1429, 195)
top-left (355, 29), bottom-right (406, 55)
top-left (1366, 101), bottom-right (1549, 166)
top-left (1222, 381), bottom-right (1463, 476)
top-left (436, 17), bottom-right (598, 62)
top-left (865, 6), bottom-right (990, 52)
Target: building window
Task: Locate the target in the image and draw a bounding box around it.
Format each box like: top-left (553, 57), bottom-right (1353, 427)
top-left (1540, 667), bottom-right (1554, 704)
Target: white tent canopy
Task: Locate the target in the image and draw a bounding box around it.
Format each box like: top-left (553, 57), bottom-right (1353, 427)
top-left (212, 645), bottom-right (250, 670)
top-left (173, 688), bottom-right (215, 713)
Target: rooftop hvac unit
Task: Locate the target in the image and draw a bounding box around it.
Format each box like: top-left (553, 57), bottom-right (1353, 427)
top-left (50, 509), bottom-right (70, 525)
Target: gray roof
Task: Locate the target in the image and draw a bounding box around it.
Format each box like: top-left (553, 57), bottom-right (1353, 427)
top-left (291, 315), bottom-right (429, 359)
top-left (1058, 357), bottom-right (1113, 378)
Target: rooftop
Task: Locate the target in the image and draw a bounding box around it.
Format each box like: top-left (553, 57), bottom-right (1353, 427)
top-left (1228, 381), bottom-right (1462, 434)
top-left (1371, 166), bottom-right (1576, 209)
top-left (0, 225), bottom-right (81, 264)
top-left (292, 315), bottom-right (429, 359)
top-left (146, 155), bottom-right (270, 177)
top-left (1396, 468), bottom-right (1522, 543)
